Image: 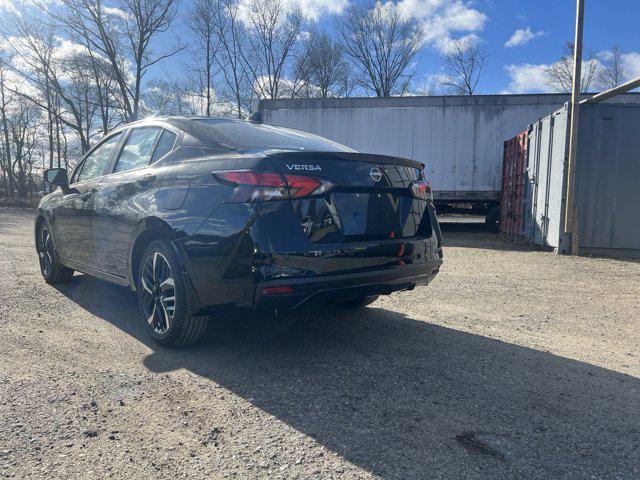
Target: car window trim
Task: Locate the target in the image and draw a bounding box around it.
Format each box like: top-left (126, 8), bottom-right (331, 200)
top-left (111, 126), bottom-right (161, 174)
top-left (107, 126), bottom-right (178, 176)
top-left (149, 128), bottom-right (178, 163)
top-left (72, 131), bottom-right (125, 185)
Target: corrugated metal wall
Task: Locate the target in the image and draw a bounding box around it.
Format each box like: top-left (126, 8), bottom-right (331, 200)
top-left (574, 104), bottom-right (640, 256)
top-left (521, 103), bottom-right (640, 257)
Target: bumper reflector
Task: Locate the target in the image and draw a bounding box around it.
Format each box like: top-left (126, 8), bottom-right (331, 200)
top-left (262, 286), bottom-right (294, 295)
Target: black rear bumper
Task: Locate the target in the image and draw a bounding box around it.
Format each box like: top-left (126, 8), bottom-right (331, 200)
top-left (177, 200), bottom-right (443, 314)
top-left (253, 260), bottom-right (442, 310)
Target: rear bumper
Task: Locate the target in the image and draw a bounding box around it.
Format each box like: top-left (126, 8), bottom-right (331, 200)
top-left (253, 260), bottom-right (442, 310)
top-left (176, 200), bottom-right (444, 314)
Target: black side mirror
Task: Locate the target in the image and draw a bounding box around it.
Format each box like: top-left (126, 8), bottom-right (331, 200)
top-left (44, 168), bottom-right (69, 192)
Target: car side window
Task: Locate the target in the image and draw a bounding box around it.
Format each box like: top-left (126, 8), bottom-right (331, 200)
top-left (114, 127), bottom-right (163, 173)
top-left (76, 133), bottom-right (123, 183)
top-left (150, 129), bottom-right (177, 163)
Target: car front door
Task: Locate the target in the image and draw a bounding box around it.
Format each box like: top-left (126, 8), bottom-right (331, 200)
top-left (92, 127), bottom-right (177, 277)
top-left (52, 132), bottom-right (123, 267)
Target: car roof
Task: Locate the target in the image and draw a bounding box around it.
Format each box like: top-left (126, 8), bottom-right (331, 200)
top-left (123, 115), bottom-right (247, 133)
top-left (112, 115), bottom-right (355, 153)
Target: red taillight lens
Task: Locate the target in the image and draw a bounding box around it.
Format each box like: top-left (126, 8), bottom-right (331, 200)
top-left (214, 170), bottom-right (288, 202)
top-left (284, 174), bottom-right (333, 198)
top-left (410, 180), bottom-right (433, 202)
top-left (262, 286), bottom-right (294, 295)
top-left (215, 171), bottom-right (285, 187)
top-left (213, 170), bottom-right (333, 202)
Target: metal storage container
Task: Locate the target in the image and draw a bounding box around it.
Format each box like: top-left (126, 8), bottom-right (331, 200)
top-left (500, 131), bottom-right (528, 239)
top-left (515, 103), bottom-right (640, 257)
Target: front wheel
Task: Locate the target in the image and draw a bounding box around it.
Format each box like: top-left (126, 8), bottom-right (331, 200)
top-left (335, 295), bottom-right (380, 309)
top-left (137, 239), bottom-right (208, 348)
top-left (36, 222), bottom-right (74, 284)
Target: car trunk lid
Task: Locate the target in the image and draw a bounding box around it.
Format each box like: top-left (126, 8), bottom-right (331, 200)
top-left (268, 151), bottom-right (432, 243)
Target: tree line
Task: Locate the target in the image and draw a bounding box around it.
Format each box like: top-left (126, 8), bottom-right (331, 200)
top-left (0, 0), bottom-right (629, 201)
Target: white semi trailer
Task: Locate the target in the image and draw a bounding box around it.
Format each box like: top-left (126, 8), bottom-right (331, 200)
top-left (257, 94), bottom-right (639, 227)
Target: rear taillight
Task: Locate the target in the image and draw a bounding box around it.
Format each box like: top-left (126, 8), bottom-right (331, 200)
top-left (213, 170), bottom-right (333, 202)
top-left (214, 171), bottom-right (288, 202)
top-left (410, 180), bottom-right (433, 202)
top-left (285, 175), bottom-right (333, 198)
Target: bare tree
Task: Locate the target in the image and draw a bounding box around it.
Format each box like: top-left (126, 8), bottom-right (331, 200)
top-left (598, 45), bottom-right (626, 90)
top-left (206, 0), bottom-right (252, 117)
top-left (9, 97), bottom-right (41, 196)
top-left (546, 42), bottom-right (598, 93)
top-left (294, 28), bottom-right (349, 98)
top-left (241, 0), bottom-right (303, 100)
top-left (6, 13), bottom-right (97, 154)
top-left (439, 40), bottom-right (487, 95)
top-left (142, 78), bottom-right (201, 115)
top-left (188, 0), bottom-right (217, 116)
top-left (0, 52), bottom-right (15, 197)
top-left (52, 0), bottom-right (180, 122)
top-left (337, 0), bottom-right (424, 97)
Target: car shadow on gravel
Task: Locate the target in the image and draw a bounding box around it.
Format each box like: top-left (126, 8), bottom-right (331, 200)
top-left (54, 275), bottom-right (640, 479)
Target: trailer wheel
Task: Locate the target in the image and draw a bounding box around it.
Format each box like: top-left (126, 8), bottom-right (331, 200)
top-left (485, 205), bottom-right (500, 232)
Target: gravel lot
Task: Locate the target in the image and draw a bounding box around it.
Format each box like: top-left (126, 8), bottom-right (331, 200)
top-left (1, 207), bottom-right (639, 479)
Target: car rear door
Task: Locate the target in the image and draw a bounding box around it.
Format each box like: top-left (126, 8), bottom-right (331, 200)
top-left (52, 132), bottom-right (123, 267)
top-left (91, 126), bottom-right (177, 277)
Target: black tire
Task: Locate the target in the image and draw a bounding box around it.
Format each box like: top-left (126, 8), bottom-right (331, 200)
top-left (137, 239), bottom-right (207, 348)
top-left (36, 221), bottom-right (74, 284)
top-left (485, 205), bottom-right (500, 233)
top-left (335, 295), bottom-right (380, 309)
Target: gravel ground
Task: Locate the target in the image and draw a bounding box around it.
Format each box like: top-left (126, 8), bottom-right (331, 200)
top-left (1, 207), bottom-right (639, 479)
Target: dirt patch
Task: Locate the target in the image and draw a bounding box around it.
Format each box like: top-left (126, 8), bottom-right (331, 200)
top-left (1, 207), bottom-right (639, 479)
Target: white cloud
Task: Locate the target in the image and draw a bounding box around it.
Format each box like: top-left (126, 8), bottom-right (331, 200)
top-left (395, 0), bottom-right (488, 54)
top-left (503, 63), bottom-right (553, 93)
top-left (411, 72), bottom-right (450, 95)
top-left (0, 0), bottom-right (16, 12)
top-left (289, 0), bottom-right (348, 19)
top-left (437, 32), bottom-right (480, 55)
top-left (621, 52), bottom-right (640, 79)
top-left (102, 6), bottom-right (129, 19)
top-left (505, 27), bottom-right (545, 48)
top-left (52, 39), bottom-right (88, 62)
top-left (239, 0), bottom-right (347, 22)
top-left (0, 0), bottom-right (57, 13)
top-left (503, 51), bottom-right (640, 93)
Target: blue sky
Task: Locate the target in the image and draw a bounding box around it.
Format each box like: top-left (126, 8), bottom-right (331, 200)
top-left (158, 0), bottom-right (640, 95)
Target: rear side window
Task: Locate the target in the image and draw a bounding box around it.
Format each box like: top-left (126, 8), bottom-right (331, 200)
top-left (191, 119), bottom-right (355, 152)
top-left (115, 127), bottom-right (162, 173)
top-left (76, 133), bottom-right (123, 182)
top-left (150, 129), bottom-right (177, 163)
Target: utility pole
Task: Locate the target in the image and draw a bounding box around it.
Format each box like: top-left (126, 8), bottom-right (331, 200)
top-left (564, 0), bottom-right (585, 255)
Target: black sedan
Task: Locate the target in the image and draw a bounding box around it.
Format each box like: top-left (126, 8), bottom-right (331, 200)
top-left (36, 117), bottom-right (443, 347)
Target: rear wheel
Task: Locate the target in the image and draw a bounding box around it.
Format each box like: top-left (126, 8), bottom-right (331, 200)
top-left (335, 295), bottom-right (379, 309)
top-left (137, 239), bottom-right (207, 347)
top-left (36, 222), bottom-right (74, 284)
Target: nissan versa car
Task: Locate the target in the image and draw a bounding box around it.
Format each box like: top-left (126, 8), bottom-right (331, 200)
top-left (36, 117), bottom-right (443, 347)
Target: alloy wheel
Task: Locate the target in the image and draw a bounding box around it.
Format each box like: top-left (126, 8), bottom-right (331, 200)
top-left (140, 251), bottom-right (176, 334)
top-left (38, 226), bottom-right (54, 277)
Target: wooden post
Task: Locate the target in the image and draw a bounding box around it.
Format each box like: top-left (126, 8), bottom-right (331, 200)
top-left (564, 0), bottom-right (585, 257)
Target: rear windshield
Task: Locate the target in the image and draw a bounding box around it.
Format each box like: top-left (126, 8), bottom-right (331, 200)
top-left (191, 119), bottom-right (355, 152)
